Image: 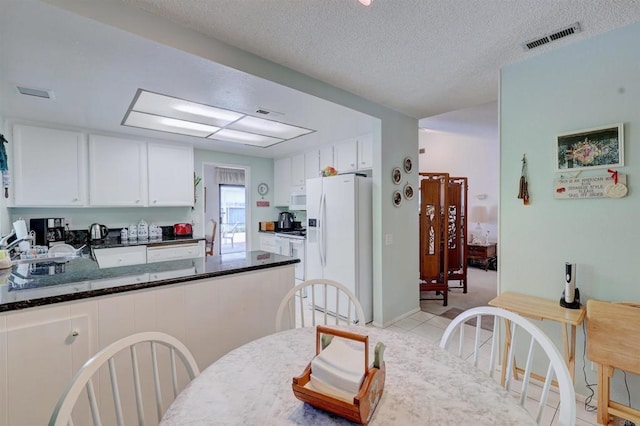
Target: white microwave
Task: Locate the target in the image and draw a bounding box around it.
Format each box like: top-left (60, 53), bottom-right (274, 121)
top-left (290, 191), bottom-right (306, 210)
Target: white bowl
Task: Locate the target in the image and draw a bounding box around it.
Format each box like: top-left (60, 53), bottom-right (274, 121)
top-left (48, 244), bottom-right (76, 257)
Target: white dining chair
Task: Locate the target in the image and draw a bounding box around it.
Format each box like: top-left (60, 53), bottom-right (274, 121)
top-left (275, 278), bottom-right (366, 332)
top-left (439, 306), bottom-right (576, 426)
top-left (49, 331), bottom-right (200, 426)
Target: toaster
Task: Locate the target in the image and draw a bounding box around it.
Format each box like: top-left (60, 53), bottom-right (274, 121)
top-left (173, 223), bottom-right (193, 236)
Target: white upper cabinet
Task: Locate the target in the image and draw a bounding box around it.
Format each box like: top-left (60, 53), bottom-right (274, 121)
top-left (89, 135), bottom-right (147, 206)
top-left (356, 133), bottom-right (373, 170)
top-left (290, 153), bottom-right (306, 187)
top-left (147, 142), bottom-right (194, 206)
top-left (274, 157), bottom-right (291, 207)
top-left (319, 145), bottom-right (334, 172)
top-left (304, 150), bottom-right (320, 180)
top-left (334, 138), bottom-right (358, 173)
top-left (12, 124), bottom-right (87, 206)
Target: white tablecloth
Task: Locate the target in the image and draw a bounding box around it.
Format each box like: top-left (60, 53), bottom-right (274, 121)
top-left (161, 326), bottom-right (536, 425)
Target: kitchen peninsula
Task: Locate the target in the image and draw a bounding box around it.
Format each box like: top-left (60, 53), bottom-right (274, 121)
top-left (0, 251), bottom-right (297, 426)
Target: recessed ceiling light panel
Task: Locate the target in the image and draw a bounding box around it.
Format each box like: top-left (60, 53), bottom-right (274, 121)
top-left (209, 129), bottom-right (284, 147)
top-left (125, 111), bottom-right (218, 138)
top-left (131, 90), bottom-right (243, 127)
top-left (122, 89), bottom-right (315, 147)
top-left (228, 116), bottom-right (313, 140)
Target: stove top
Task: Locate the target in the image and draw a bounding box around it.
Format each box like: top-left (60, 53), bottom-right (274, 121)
top-left (275, 229), bottom-right (306, 237)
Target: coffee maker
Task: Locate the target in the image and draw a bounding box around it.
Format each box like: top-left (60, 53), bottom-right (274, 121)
top-left (30, 218), bottom-right (66, 247)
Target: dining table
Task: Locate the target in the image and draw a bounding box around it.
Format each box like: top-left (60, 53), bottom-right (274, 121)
top-left (160, 325), bottom-right (537, 425)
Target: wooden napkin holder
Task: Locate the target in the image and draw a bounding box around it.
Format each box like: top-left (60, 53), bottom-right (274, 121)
top-left (292, 325), bottom-right (386, 425)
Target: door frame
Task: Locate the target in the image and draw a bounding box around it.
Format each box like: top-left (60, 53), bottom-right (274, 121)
top-left (201, 161), bottom-right (251, 255)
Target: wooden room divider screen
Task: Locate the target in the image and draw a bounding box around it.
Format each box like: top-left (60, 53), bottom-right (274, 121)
top-left (419, 173), bottom-right (468, 306)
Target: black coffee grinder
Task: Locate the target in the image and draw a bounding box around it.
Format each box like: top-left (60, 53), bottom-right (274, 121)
top-left (560, 262), bottom-right (581, 309)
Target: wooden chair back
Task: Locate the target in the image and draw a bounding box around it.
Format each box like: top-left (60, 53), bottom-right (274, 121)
top-left (586, 299), bottom-right (640, 425)
top-left (205, 220), bottom-right (217, 256)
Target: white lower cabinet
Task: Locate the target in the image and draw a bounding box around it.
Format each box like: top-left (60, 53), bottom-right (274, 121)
top-left (0, 265), bottom-right (294, 426)
top-left (260, 234), bottom-right (278, 254)
top-left (147, 241), bottom-right (204, 263)
top-left (0, 305), bottom-right (94, 426)
top-left (92, 245), bottom-right (148, 269)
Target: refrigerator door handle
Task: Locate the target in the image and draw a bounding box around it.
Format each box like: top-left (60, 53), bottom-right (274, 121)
top-left (319, 193), bottom-right (326, 268)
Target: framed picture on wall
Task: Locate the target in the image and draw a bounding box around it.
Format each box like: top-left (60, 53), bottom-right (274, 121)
top-left (555, 123), bottom-right (624, 172)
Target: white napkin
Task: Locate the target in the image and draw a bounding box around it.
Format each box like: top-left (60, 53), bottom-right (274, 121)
top-left (310, 337), bottom-right (365, 399)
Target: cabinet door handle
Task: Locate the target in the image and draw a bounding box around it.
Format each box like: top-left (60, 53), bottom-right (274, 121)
top-left (71, 330), bottom-right (79, 337)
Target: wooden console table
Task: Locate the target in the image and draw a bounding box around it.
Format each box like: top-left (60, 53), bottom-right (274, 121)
top-left (467, 243), bottom-right (496, 270)
top-left (488, 292), bottom-right (586, 385)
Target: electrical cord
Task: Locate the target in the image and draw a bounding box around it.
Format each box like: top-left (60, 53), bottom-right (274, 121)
top-left (582, 322), bottom-right (598, 412)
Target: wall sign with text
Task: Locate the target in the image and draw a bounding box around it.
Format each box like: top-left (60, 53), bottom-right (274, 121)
top-left (554, 173), bottom-right (627, 199)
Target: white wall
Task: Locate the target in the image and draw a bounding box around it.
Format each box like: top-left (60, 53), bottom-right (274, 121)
top-left (418, 127), bottom-right (499, 241)
top-left (47, 0), bottom-right (420, 327)
top-left (501, 21), bottom-right (640, 401)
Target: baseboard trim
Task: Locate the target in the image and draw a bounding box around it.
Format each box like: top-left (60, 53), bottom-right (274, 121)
top-left (374, 307), bottom-right (421, 328)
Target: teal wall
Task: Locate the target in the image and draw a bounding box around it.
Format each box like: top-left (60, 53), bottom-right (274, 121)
top-left (193, 149), bottom-right (276, 251)
top-left (501, 21), bottom-right (640, 401)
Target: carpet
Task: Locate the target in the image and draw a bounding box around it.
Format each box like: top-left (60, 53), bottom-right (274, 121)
top-left (439, 307), bottom-right (494, 331)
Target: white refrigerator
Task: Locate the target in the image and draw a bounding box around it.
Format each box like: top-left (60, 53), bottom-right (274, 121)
top-left (306, 174), bottom-right (373, 323)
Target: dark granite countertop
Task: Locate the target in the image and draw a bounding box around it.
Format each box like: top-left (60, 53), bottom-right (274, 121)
top-left (0, 251), bottom-right (298, 313)
top-left (88, 235), bottom-right (205, 249)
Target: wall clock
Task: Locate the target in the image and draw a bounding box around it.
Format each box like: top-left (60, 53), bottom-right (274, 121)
top-left (257, 182), bottom-right (269, 196)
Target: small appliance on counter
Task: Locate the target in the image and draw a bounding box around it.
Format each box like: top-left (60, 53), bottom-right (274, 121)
top-left (30, 218), bottom-right (66, 247)
top-left (560, 262), bottom-right (580, 309)
top-left (259, 221), bottom-right (275, 231)
top-left (88, 223), bottom-right (109, 242)
top-left (278, 212), bottom-right (295, 230)
top-left (174, 223), bottom-right (193, 237)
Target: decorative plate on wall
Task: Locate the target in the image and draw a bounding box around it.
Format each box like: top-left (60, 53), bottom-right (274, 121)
top-left (392, 190), bottom-right (403, 207)
top-left (403, 156), bottom-right (414, 173)
top-left (257, 182), bottom-right (269, 196)
top-left (392, 167), bottom-right (402, 185)
top-left (404, 183), bottom-right (415, 200)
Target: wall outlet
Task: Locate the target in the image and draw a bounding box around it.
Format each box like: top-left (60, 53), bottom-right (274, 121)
top-left (591, 361), bottom-right (596, 371)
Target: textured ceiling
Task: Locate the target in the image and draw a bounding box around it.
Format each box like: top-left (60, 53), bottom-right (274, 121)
top-left (122, 0), bottom-right (640, 119)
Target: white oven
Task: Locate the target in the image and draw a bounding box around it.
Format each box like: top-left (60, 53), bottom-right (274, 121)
top-left (276, 233), bottom-right (305, 283)
top-left (289, 238), bottom-right (305, 282)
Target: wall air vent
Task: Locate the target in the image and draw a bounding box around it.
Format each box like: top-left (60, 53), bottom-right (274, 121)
top-left (16, 86), bottom-right (53, 99)
top-left (521, 22), bottom-right (581, 51)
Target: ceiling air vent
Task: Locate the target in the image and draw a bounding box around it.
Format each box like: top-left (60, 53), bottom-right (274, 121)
top-left (521, 22), bottom-right (581, 51)
top-left (16, 86), bottom-right (53, 99)
top-left (255, 107), bottom-right (284, 117)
